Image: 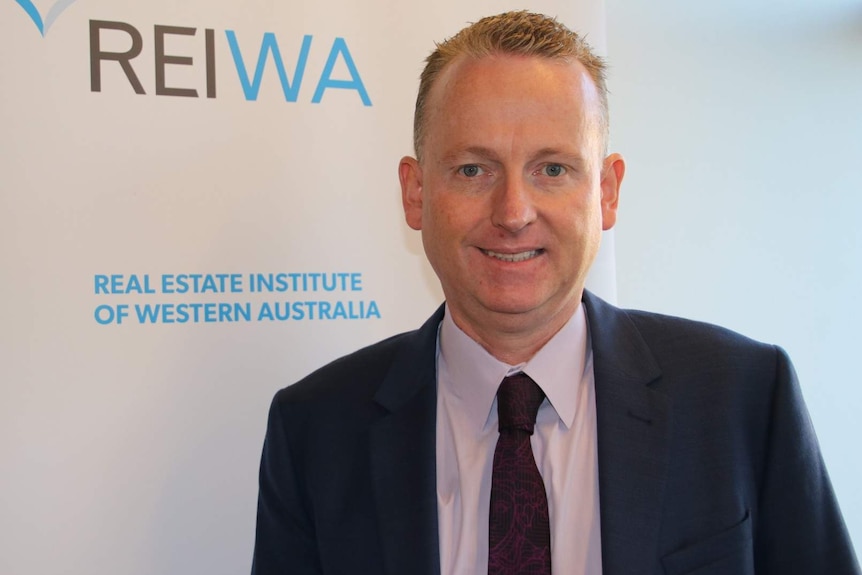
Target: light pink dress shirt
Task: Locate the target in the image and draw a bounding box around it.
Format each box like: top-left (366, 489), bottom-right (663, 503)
top-left (436, 303), bottom-right (603, 575)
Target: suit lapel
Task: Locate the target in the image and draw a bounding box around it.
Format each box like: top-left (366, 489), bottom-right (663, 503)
top-left (369, 307), bottom-right (443, 575)
top-left (583, 292), bottom-right (672, 575)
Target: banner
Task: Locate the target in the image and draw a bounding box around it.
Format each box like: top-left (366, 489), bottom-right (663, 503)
top-left (0, 1), bottom-right (609, 574)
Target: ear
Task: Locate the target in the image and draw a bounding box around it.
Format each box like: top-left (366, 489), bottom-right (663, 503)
top-left (399, 156), bottom-right (424, 231)
top-left (599, 153), bottom-right (625, 231)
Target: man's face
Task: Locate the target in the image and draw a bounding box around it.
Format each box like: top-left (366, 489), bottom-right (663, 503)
top-left (400, 54), bottom-right (624, 344)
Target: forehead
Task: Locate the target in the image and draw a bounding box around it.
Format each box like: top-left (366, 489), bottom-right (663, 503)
top-left (423, 54), bottom-right (602, 156)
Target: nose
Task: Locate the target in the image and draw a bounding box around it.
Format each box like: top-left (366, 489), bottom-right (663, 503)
top-left (490, 175), bottom-right (537, 233)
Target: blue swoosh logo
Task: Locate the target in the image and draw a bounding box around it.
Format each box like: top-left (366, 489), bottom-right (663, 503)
top-left (14, 0), bottom-right (78, 36)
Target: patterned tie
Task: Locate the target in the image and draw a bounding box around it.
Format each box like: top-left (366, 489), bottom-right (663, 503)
top-left (488, 372), bottom-right (552, 575)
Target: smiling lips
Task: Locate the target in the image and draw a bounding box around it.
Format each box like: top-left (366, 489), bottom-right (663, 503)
top-left (480, 248), bottom-right (544, 262)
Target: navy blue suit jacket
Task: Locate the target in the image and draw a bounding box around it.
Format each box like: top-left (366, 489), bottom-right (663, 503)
top-left (251, 291), bottom-right (859, 574)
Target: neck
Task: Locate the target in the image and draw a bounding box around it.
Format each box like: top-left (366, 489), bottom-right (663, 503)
top-left (448, 298), bottom-right (581, 365)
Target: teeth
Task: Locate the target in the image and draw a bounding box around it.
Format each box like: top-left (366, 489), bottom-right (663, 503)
top-left (482, 249), bottom-right (541, 262)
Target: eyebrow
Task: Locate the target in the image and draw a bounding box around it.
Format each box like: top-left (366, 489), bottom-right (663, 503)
top-left (439, 146), bottom-right (499, 164)
top-left (530, 148), bottom-right (587, 166)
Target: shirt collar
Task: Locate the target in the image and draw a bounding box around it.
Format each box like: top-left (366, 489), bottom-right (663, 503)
top-left (438, 303), bottom-right (589, 433)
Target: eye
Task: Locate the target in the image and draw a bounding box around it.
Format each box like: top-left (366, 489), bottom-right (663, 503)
top-left (458, 164), bottom-right (484, 177)
top-left (540, 164), bottom-right (566, 177)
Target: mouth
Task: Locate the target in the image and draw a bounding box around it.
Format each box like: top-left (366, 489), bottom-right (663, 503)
top-left (480, 248), bottom-right (544, 263)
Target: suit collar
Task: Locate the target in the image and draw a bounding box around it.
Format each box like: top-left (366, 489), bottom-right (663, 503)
top-left (583, 291), bottom-right (672, 575)
top-left (369, 305), bottom-right (443, 575)
top-left (373, 305), bottom-right (442, 412)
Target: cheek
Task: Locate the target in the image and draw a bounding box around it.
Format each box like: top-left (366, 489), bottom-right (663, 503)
top-left (553, 201), bottom-right (601, 244)
top-left (420, 202), bottom-right (457, 258)
top-left (425, 194), bottom-right (467, 234)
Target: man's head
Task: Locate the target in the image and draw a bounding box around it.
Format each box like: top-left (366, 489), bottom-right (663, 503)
top-left (399, 12), bottom-right (624, 362)
top-left (413, 11), bottom-right (609, 162)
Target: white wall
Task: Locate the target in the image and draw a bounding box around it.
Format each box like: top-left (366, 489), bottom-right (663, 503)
top-left (607, 0), bottom-right (862, 551)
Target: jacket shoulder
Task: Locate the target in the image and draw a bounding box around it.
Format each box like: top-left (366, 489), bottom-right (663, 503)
top-left (624, 307), bottom-right (774, 354)
top-left (274, 328), bottom-right (418, 405)
top-left (623, 307), bottom-right (786, 389)
top-left (584, 292), bottom-right (788, 409)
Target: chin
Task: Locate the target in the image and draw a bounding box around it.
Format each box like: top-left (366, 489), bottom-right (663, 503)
top-left (479, 297), bottom-right (545, 317)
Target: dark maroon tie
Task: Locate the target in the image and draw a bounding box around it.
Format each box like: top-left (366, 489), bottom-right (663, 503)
top-left (488, 372), bottom-right (552, 575)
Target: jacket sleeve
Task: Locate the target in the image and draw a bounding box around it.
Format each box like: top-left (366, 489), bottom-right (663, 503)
top-left (753, 346), bottom-right (860, 574)
top-left (251, 393), bottom-right (323, 575)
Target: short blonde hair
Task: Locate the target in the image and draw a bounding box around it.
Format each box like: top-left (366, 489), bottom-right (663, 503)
top-left (413, 11), bottom-right (608, 161)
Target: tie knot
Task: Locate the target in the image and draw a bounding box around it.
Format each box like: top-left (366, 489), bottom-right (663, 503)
top-left (496, 373), bottom-right (545, 434)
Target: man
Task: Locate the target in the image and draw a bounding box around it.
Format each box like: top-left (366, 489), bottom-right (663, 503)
top-left (251, 11), bottom-right (859, 575)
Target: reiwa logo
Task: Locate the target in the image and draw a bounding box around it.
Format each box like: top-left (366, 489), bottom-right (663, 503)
top-left (12, 0), bottom-right (372, 105)
top-left (14, 0), bottom-right (77, 36)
